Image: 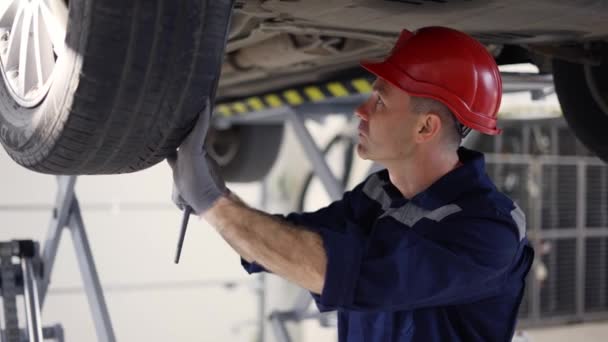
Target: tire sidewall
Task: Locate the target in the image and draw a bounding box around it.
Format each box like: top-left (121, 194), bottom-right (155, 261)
top-left (0, 0), bottom-right (88, 161)
top-left (553, 59), bottom-right (608, 160)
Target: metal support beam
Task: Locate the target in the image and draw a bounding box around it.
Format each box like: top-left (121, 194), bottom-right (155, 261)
top-left (290, 290), bottom-right (316, 322)
top-left (40, 176), bottom-right (77, 305)
top-left (269, 312), bottom-right (292, 342)
top-left (214, 95), bottom-right (367, 128)
top-left (21, 257), bottom-right (44, 342)
top-left (287, 109), bottom-right (343, 201)
top-left (38, 176), bottom-right (116, 342)
top-left (529, 160), bottom-right (542, 325)
top-left (576, 161), bottom-right (586, 319)
top-left (68, 199), bottom-right (116, 342)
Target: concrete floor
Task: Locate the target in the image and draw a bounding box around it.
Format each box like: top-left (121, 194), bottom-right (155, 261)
top-left (520, 322), bottom-right (608, 342)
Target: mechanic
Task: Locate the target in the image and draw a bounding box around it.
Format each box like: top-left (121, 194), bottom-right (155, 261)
top-left (168, 26), bottom-right (535, 342)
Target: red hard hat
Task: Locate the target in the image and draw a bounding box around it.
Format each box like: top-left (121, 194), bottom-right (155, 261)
top-left (361, 27), bottom-right (502, 135)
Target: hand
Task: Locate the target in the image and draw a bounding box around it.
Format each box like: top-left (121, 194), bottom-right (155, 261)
top-left (167, 100), bottom-right (228, 215)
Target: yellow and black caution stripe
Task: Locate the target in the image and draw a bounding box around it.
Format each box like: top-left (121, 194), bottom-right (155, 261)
top-left (216, 76), bottom-right (374, 117)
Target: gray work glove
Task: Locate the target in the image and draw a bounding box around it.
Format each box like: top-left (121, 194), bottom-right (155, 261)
top-left (167, 100), bottom-right (228, 215)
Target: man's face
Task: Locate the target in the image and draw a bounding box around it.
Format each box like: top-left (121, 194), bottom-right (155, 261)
top-left (355, 78), bottom-right (419, 162)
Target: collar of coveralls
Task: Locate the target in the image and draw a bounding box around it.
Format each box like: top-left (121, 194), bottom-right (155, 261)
top-left (377, 147), bottom-right (488, 211)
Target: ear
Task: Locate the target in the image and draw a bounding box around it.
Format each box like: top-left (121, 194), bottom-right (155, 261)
top-left (414, 113), bottom-right (442, 143)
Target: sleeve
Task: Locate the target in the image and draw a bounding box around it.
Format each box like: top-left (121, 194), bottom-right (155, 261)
top-left (240, 258), bottom-right (268, 274)
top-left (313, 215), bottom-right (524, 312)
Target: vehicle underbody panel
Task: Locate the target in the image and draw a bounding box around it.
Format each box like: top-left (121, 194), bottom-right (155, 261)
top-left (219, 0), bottom-right (608, 99)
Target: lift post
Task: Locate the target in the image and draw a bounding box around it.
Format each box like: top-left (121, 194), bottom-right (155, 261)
top-left (0, 239), bottom-right (64, 342)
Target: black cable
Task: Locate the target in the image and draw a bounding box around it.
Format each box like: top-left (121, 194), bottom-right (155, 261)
top-left (297, 134), bottom-right (356, 212)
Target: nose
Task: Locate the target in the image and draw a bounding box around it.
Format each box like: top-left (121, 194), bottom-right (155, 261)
top-left (355, 98), bottom-right (370, 121)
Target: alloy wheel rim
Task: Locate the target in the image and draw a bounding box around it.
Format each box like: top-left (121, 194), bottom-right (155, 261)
top-left (0, 0), bottom-right (67, 108)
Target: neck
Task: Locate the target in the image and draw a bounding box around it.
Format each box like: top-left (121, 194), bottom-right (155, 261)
top-left (384, 148), bottom-right (460, 200)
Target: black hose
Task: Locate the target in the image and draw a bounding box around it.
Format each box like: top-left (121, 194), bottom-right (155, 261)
top-left (296, 134), bottom-right (356, 212)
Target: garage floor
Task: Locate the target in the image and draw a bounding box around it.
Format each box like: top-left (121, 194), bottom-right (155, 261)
top-left (522, 322), bottom-right (608, 342)
top-left (302, 321), bottom-right (608, 341)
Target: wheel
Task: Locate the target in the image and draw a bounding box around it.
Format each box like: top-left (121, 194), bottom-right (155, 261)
top-left (0, 0), bottom-right (234, 174)
top-left (552, 58), bottom-right (608, 162)
top-left (207, 124), bottom-right (284, 183)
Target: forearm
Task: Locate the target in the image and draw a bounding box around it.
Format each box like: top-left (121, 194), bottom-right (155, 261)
top-left (203, 195), bottom-right (327, 294)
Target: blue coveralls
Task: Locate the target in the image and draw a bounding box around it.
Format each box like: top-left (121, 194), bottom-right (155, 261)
top-left (243, 147), bottom-right (534, 342)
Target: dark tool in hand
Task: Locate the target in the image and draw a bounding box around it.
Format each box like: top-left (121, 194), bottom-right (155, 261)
top-left (169, 98), bottom-right (225, 264)
top-left (174, 206), bottom-right (193, 264)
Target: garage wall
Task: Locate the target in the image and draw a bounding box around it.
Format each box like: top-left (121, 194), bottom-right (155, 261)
top-left (0, 151), bottom-right (263, 341)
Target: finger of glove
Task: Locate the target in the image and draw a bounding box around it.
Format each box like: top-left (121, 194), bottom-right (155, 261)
top-left (182, 99), bottom-right (213, 154)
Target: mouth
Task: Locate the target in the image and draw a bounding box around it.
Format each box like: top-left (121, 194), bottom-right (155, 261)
top-left (358, 121), bottom-right (368, 137)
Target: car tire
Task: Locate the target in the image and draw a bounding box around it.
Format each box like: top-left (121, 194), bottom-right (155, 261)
top-left (552, 58), bottom-right (608, 162)
top-left (0, 0), bottom-right (234, 174)
top-left (208, 124), bottom-right (284, 183)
